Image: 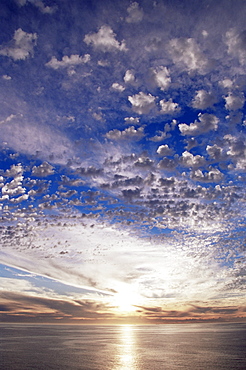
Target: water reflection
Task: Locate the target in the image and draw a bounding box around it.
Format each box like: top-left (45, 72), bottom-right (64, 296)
top-left (114, 325), bottom-right (138, 370)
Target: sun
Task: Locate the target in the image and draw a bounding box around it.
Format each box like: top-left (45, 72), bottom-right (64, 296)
top-left (112, 285), bottom-right (141, 313)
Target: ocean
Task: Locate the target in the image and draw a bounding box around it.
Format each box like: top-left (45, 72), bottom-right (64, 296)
top-left (0, 323), bottom-right (245, 369)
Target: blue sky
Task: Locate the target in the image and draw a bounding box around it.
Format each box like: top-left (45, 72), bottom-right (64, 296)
top-left (0, 0), bottom-right (246, 324)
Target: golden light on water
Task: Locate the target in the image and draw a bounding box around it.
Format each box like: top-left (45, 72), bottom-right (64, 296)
top-left (115, 325), bottom-right (138, 370)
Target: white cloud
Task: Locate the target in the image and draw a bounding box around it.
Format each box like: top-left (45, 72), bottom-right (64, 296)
top-left (170, 37), bottom-right (209, 73)
top-left (226, 111), bottom-right (243, 125)
top-left (224, 93), bottom-right (245, 110)
top-left (92, 112), bottom-right (104, 121)
top-left (128, 92), bottom-right (156, 114)
top-left (9, 193), bottom-right (29, 203)
top-left (159, 98), bottom-right (180, 114)
top-left (84, 25), bottom-right (127, 52)
top-left (0, 114), bottom-right (20, 125)
top-left (124, 117), bottom-right (140, 125)
top-left (184, 137), bottom-right (198, 151)
top-left (219, 78), bottom-right (234, 89)
top-left (0, 28), bottom-right (37, 60)
top-left (46, 54), bottom-right (90, 69)
top-left (106, 126), bottom-right (145, 141)
top-left (226, 28), bottom-right (246, 65)
top-left (97, 60), bottom-right (110, 67)
top-left (180, 151), bottom-right (205, 168)
top-left (111, 82), bottom-right (125, 92)
top-left (192, 90), bottom-right (216, 109)
top-left (2, 75), bottom-right (11, 80)
top-left (2, 180), bottom-right (25, 197)
top-left (206, 144), bottom-right (224, 161)
top-left (29, 0), bottom-right (57, 14)
top-left (149, 131), bottom-right (170, 142)
top-left (157, 144), bottom-right (173, 156)
top-left (16, 0), bottom-right (57, 13)
top-left (191, 168), bottom-right (223, 182)
top-left (224, 135), bottom-right (246, 160)
top-left (124, 70), bottom-right (135, 84)
top-left (5, 163), bottom-right (24, 178)
top-left (126, 2), bottom-right (144, 23)
top-left (32, 162), bottom-right (54, 177)
top-left (179, 113), bottom-right (219, 136)
top-left (158, 157), bottom-right (176, 170)
top-left (151, 66), bottom-right (171, 90)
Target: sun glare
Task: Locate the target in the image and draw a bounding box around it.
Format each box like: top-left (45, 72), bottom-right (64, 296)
top-left (113, 286), bottom-right (141, 313)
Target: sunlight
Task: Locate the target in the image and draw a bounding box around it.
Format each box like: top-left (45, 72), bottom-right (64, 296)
top-left (112, 285), bottom-right (141, 313)
top-left (114, 325), bottom-right (138, 370)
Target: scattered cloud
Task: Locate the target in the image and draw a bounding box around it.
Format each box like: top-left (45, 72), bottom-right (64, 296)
top-left (106, 126), bottom-right (145, 141)
top-left (160, 98), bottom-right (180, 114)
top-left (0, 28), bottom-right (37, 60)
top-left (170, 37), bottom-right (209, 73)
top-left (46, 54), bottom-right (90, 69)
top-left (226, 28), bottom-right (246, 65)
top-left (128, 92), bottom-right (156, 114)
top-left (84, 25), bottom-right (127, 52)
top-left (150, 66), bottom-right (171, 90)
top-left (126, 2), bottom-right (144, 24)
top-left (224, 93), bottom-right (245, 110)
top-left (179, 113), bottom-right (219, 136)
top-left (31, 162), bottom-right (54, 177)
top-left (192, 90), bottom-right (216, 110)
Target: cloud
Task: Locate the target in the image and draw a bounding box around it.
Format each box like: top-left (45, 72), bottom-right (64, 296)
top-left (160, 98), bottom-right (180, 114)
top-left (2, 74), bottom-right (11, 80)
top-left (224, 93), bottom-right (245, 110)
top-left (192, 90), bottom-right (216, 110)
top-left (126, 2), bottom-right (144, 23)
top-left (169, 37), bottom-right (209, 73)
top-left (149, 121), bottom-right (176, 142)
top-left (191, 168), bottom-right (223, 182)
top-left (226, 28), bottom-right (246, 65)
top-left (150, 66), bottom-right (171, 91)
top-left (46, 54), bottom-right (90, 69)
top-left (16, 0), bottom-right (57, 14)
top-left (180, 151), bottom-right (205, 168)
top-left (84, 25), bottom-right (127, 52)
top-left (31, 162), bottom-right (54, 177)
top-left (128, 92), bottom-right (156, 114)
top-left (124, 117), bottom-right (140, 125)
top-left (106, 126), bottom-right (145, 141)
top-left (206, 144), bottom-right (224, 161)
top-left (222, 134), bottom-right (246, 170)
top-left (111, 82), bottom-right (125, 92)
top-left (0, 114), bottom-right (21, 125)
top-left (4, 163), bottom-right (24, 178)
top-left (124, 70), bottom-right (135, 84)
top-left (0, 28), bottom-right (37, 60)
top-left (179, 113), bottom-right (219, 136)
top-left (157, 157), bottom-right (176, 170)
top-left (1, 118), bottom-right (75, 165)
top-left (0, 291), bottom-right (113, 323)
top-left (219, 78), bottom-right (234, 90)
top-left (157, 144), bottom-right (173, 156)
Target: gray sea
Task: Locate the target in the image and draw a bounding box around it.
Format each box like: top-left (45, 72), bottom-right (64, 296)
top-left (0, 323), bottom-right (245, 369)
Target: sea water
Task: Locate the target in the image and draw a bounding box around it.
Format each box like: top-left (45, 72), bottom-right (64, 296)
top-left (0, 323), bottom-right (245, 369)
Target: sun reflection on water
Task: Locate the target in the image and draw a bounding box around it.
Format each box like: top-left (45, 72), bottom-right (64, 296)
top-left (114, 325), bottom-right (138, 370)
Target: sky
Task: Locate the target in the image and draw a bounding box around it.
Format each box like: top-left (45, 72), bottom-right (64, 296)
top-left (0, 0), bottom-right (246, 324)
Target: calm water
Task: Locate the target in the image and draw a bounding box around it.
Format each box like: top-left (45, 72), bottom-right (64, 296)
top-left (0, 323), bottom-right (245, 369)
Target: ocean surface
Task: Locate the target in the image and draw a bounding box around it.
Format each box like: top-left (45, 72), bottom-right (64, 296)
top-left (0, 323), bottom-right (245, 369)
